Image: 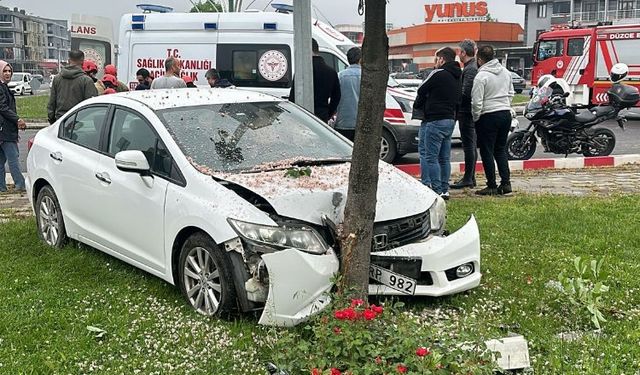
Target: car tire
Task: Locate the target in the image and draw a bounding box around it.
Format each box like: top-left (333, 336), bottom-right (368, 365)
top-left (35, 185), bottom-right (68, 248)
top-left (380, 129), bottom-right (398, 163)
top-left (178, 232), bottom-right (237, 317)
top-left (30, 89), bottom-right (34, 96)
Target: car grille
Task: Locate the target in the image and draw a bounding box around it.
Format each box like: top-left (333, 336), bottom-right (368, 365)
top-left (370, 256), bottom-right (434, 286)
top-left (371, 210), bottom-right (430, 252)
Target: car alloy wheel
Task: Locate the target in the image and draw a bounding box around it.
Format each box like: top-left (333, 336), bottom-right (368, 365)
top-left (35, 185), bottom-right (67, 248)
top-left (178, 233), bottom-right (236, 317)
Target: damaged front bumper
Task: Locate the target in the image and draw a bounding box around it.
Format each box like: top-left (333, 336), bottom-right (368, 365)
top-left (368, 215), bottom-right (481, 296)
top-left (258, 248), bottom-right (339, 326)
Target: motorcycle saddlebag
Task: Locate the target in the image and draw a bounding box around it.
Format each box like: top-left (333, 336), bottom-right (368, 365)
top-left (608, 84), bottom-right (640, 108)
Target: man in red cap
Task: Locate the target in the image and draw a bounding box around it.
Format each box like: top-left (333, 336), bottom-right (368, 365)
top-left (104, 64), bottom-right (129, 92)
top-left (82, 60), bottom-right (105, 95)
top-left (182, 75), bottom-right (197, 88)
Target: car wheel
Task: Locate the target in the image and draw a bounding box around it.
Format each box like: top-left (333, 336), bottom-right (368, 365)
top-left (35, 185), bottom-right (67, 248)
top-left (178, 232), bottom-right (237, 317)
top-left (30, 89), bottom-right (34, 96)
top-left (380, 130), bottom-right (398, 163)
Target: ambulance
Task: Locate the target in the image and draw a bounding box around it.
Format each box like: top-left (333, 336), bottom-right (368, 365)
top-left (117, 10), bottom-right (419, 162)
top-left (532, 23), bottom-right (640, 107)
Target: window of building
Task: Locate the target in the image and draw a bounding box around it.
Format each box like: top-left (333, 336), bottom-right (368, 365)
top-left (581, 1), bottom-right (598, 21)
top-left (537, 3), bottom-right (548, 18)
top-left (0, 31), bottom-right (13, 43)
top-left (552, 1), bottom-right (571, 14)
top-left (618, 0), bottom-right (635, 18)
top-left (567, 38), bottom-right (585, 56)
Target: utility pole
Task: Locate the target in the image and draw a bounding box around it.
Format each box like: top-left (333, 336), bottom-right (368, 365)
top-left (604, 0), bottom-right (609, 22)
top-left (569, 0), bottom-right (574, 24)
top-left (293, 0), bottom-right (314, 113)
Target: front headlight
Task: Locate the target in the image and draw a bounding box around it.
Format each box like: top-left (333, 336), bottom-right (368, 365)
top-left (228, 218), bottom-right (328, 255)
top-left (429, 197), bottom-right (446, 232)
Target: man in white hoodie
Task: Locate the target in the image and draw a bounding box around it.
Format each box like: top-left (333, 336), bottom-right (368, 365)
top-left (471, 45), bottom-right (515, 196)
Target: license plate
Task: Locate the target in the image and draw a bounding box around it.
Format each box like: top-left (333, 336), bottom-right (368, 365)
top-left (369, 264), bottom-right (417, 295)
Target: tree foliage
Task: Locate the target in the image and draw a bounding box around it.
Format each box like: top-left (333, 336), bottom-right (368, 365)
top-left (189, 1), bottom-right (223, 13)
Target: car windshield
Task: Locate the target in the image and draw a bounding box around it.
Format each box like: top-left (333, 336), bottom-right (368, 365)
top-left (158, 101), bottom-right (352, 174)
top-left (511, 72), bottom-right (521, 79)
top-left (11, 74), bottom-right (25, 82)
top-left (388, 76), bottom-right (401, 87)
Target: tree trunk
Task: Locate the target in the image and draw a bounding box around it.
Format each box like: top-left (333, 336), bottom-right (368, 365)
top-left (339, 0), bottom-right (389, 299)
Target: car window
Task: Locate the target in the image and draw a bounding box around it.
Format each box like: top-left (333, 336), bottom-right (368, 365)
top-left (319, 52), bottom-right (347, 72)
top-left (567, 38), bottom-right (585, 56)
top-left (107, 108), bottom-right (177, 179)
top-left (536, 39), bottom-right (563, 60)
top-left (60, 106), bottom-right (109, 150)
top-left (216, 44), bottom-right (292, 88)
top-left (158, 101), bottom-right (352, 173)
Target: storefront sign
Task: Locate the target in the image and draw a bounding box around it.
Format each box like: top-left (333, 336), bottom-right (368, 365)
top-left (424, 1), bottom-right (489, 23)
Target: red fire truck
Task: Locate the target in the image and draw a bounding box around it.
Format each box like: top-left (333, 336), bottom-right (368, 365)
top-left (532, 23), bottom-right (640, 107)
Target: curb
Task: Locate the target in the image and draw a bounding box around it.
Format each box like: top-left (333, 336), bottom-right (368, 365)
top-left (396, 154), bottom-right (640, 177)
top-left (26, 123), bottom-right (49, 130)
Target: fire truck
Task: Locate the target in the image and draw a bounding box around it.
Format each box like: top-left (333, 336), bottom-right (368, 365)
top-left (532, 23), bottom-right (640, 107)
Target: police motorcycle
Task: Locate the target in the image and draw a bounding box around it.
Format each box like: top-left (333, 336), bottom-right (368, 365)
top-left (507, 63), bottom-right (640, 160)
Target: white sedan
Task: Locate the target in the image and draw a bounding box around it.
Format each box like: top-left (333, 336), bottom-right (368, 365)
top-left (27, 89), bottom-right (481, 326)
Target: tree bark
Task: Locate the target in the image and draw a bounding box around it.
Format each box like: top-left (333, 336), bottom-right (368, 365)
top-left (339, 0), bottom-right (389, 299)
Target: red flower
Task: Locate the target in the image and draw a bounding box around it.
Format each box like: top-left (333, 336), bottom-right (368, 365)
top-left (350, 298), bottom-right (365, 307)
top-left (415, 347), bottom-right (431, 357)
top-left (371, 304), bottom-right (384, 314)
top-left (343, 307), bottom-right (358, 321)
top-left (311, 369), bottom-right (322, 375)
top-left (333, 326), bottom-right (342, 334)
top-left (330, 368), bottom-right (341, 375)
top-left (334, 310), bottom-right (346, 320)
top-left (363, 309), bottom-right (377, 321)
top-left (396, 364), bottom-right (408, 373)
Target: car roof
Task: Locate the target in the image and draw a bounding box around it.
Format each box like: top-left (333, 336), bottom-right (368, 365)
top-left (84, 88), bottom-right (282, 111)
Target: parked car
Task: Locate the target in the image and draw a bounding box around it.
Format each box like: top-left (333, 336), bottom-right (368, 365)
top-left (27, 89), bottom-right (481, 326)
top-left (8, 72), bottom-right (33, 96)
top-left (511, 72), bottom-right (526, 94)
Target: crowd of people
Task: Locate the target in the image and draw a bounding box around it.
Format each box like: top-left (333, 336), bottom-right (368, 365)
top-left (1, 42), bottom-right (515, 198)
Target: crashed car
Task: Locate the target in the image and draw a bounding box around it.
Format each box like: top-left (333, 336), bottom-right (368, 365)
top-left (26, 89), bottom-right (481, 326)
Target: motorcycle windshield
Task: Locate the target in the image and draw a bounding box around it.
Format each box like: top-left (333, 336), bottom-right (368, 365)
top-left (527, 87), bottom-right (553, 112)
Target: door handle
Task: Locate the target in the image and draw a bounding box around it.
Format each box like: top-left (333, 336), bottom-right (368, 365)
top-left (49, 152), bottom-right (62, 162)
top-left (95, 172), bottom-right (112, 185)
top-left (579, 69), bottom-right (585, 75)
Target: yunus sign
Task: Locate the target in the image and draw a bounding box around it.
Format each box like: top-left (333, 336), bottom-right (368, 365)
top-left (424, 1), bottom-right (489, 23)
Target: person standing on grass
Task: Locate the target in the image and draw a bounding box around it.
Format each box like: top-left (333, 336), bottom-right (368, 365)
top-left (414, 47), bottom-right (461, 200)
top-left (0, 60), bottom-right (27, 193)
top-left (334, 47), bottom-right (362, 141)
top-left (151, 57), bottom-right (187, 89)
top-left (47, 50), bottom-right (98, 124)
top-left (451, 39), bottom-right (479, 189)
top-left (472, 45), bottom-right (514, 196)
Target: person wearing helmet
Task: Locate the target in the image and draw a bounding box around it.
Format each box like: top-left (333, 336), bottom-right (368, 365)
top-left (83, 60), bottom-right (105, 95)
top-left (182, 75), bottom-right (197, 88)
top-left (101, 74), bottom-right (118, 93)
top-left (610, 63), bottom-right (629, 83)
top-left (104, 64), bottom-right (129, 92)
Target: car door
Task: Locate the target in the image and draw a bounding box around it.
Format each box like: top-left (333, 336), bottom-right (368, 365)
top-left (54, 105), bottom-right (111, 242)
top-left (92, 107), bottom-right (177, 272)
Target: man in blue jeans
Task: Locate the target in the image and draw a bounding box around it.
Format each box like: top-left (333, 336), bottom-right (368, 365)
top-left (416, 47), bottom-right (461, 199)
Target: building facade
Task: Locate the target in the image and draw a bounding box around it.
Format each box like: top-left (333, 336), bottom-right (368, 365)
top-left (0, 6), bottom-right (70, 74)
top-left (517, 0), bottom-right (640, 46)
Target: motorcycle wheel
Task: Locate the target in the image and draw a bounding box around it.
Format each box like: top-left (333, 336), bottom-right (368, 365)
top-left (507, 132), bottom-right (536, 160)
top-left (583, 128), bottom-right (616, 157)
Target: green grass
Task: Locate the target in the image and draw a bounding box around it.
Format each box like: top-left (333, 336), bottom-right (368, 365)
top-left (1, 196), bottom-right (639, 373)
top-left (513, 93), bottom-right (530, 105)
top-left (16, 95), bottom-right (49, 122)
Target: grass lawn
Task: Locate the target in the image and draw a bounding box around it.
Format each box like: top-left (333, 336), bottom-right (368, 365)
top-left (1, 195), bottom-right (639, 373)
top-left (16, 95), bottom-right (49, 122)
top-left (513, 93), bottom-right (530, 105)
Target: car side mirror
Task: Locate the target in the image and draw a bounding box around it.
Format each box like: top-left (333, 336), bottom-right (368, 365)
top-left (115, 150), bottom-right (151, 175)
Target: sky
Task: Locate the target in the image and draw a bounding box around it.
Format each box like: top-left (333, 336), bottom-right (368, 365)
top-left (1, 0), bottom-right (526, 34)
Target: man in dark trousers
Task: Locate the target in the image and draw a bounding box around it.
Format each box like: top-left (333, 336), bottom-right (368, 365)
top-left (289, 39), bottom-right (341, 123)
top-left (451, 39), bottom-right (479, 189)
top-left (472, 45), bottom-right (514, 196)
top-left (47, 50), bottom-right (98, 124)
top-left (415, 47), bottom-right (461, 199)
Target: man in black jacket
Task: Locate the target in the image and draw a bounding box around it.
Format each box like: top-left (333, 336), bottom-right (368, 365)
top-left (415, 47), bottom-right (461, 199)
top-left (289, 39), bottom-right (341, 123)
top-left (451, 39), bottom-right (479, 189)
top-left (47, 50), bottom-right (98, 124)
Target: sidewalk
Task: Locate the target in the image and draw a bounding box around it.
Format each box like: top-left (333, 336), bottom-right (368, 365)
top-left (2, 166), bottom-right (639, 222)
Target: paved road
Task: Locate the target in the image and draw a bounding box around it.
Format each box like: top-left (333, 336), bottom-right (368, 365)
top-left (397, 117), bottom-right (640, 165)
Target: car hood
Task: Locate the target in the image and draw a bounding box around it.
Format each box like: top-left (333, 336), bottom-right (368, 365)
top-left (217, 162), bottom-right (437, 225)
top-left (7, 82), bottom-right (18, 87)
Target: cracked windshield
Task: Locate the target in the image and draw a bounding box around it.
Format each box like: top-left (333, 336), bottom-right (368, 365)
top-left (158, 101), bottom-right (352, 173)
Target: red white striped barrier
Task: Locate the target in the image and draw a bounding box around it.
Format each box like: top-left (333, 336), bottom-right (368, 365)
top-left (396, 154), bottom-right (640, 177)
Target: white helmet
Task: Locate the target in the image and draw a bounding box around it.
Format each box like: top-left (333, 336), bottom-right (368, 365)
top-left (537, 74), bottom-right (555, 88)
top-left (539, 76), bottom-right (571, 98)
top-left (611, 63), bottom-right (629, 83)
